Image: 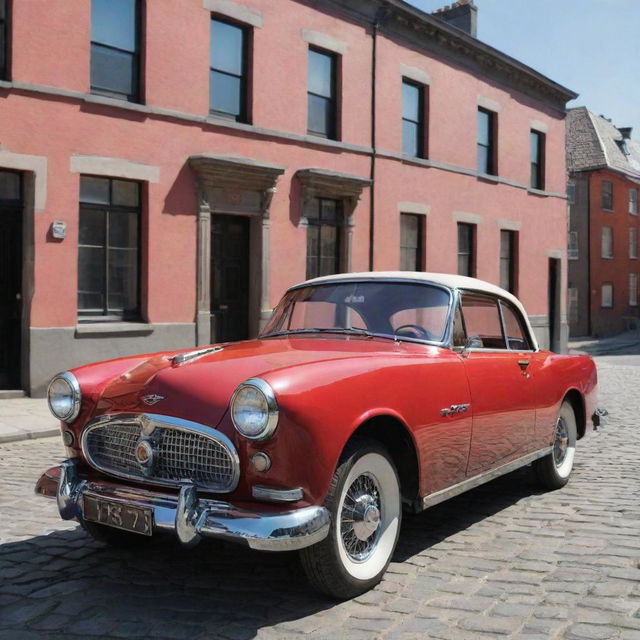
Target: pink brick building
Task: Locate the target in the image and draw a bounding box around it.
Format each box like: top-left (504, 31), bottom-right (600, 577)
top-left (0, 0), bottom-right (576, 395)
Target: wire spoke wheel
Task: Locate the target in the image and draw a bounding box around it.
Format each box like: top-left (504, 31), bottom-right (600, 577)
top-left (340, 473), bottom-right (382, 562)
top-left (553, 415), bottom-right (570, 467)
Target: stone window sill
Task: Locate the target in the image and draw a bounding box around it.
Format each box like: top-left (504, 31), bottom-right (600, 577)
top-left (75, 322), bottom-right (154, 337)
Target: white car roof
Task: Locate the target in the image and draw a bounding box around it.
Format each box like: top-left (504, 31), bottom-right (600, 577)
top-left (297, 271), bottom-right (539, 351)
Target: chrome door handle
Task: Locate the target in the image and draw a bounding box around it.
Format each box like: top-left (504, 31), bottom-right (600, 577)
top-left (517, 359), bottom-right (530, 371)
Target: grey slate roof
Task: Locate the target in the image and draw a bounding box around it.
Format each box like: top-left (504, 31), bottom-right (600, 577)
top-left (567, 107), bottom-right (640, 180)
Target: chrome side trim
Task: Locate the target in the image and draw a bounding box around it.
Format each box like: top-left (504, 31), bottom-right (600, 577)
top-left (35, 461), bottom-right (330, 552)
top-left (420, 447), bottom-right (553, 510)
top-left (252, 485), bottom-right (304, 502)
top-left (80, 413), bottom-right (240, 493)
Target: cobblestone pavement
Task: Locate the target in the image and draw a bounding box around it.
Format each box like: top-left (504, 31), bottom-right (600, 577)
top-left (1, 357), bottom-right (639, 640)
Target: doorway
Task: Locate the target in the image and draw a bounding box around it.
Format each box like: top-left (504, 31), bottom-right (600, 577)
top-left (548, 258), bottom-right (561, 352)
top-left (211, 214), bottom-right (250, 343)
top-left (0, 170), bottom-right (23, 389)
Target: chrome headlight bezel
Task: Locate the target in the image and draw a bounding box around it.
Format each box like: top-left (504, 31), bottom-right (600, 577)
top-left (47, 371), bottom-right (81, 423)
top-left (230, 377), bottom-right (279, 440)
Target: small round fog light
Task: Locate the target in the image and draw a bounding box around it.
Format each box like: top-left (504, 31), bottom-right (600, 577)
top-left (251, 452), bottom-right (271, 473)
top-left (62, 430), bottom-right (75, 447)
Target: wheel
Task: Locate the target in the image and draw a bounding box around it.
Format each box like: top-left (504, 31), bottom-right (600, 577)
top-left (533, 400), bottom-right (577, 490)
top-left (79, 518), bottom-right (151, 548)
top-left (300, 438), bottom-right (401, 599)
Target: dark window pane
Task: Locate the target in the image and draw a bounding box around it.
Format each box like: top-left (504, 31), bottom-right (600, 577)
top-left (109, 210), bottom-right (138, 248)
top-left (457, 223), bottom-right (473, 277)
top-left (79, 208), bottom-right (106, 246)
top-left (305, 197), bottom-right (321, 221)
top-left (92, 0), bottom-right (137, 52)
top-left (402, 82), bottom-right (420, 121)
top-left (0, 1), bottom-right (5, 19)
top-left (80, 176), bottom-right (110, 204)
top-left (78, 246), bottom-right (105, 311)
top-left (0, 0), bottom-right (5, 79)
top-left (530, 131), bottom-right (540, 159)
top-left (403, 120), bottom-right (419, 157)
top-left (320, 198), bottom-right (337, 222)
top-left (112, 180), bottom-right (139, 207)
top-left (308, 49), bottom-right (333, 98)
top-left (306, 224), bottom-right (319, 279)
top-left (0, 171), bottom-right (21, 200)
top-left (210, 70), bottom-right (242, 117)
top-left (107, 248), bottom-right (138, 313)
top-left (400, 213), bottom-right (422, 271)
top-left (210, 19), bottom-right (244, 75)
top-left (91, 43), bottom-right (135, 97)
top-left (308, 94), bottom-right (332, 136)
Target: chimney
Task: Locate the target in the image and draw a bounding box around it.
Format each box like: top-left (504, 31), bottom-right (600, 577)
top-left (619, 127), bottom-right (632, 140)
top-left (432, 0), bottom-right (477, 38)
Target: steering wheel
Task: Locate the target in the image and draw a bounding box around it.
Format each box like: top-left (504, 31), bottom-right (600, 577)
top-left (394, 324), bottom-right (433, 340)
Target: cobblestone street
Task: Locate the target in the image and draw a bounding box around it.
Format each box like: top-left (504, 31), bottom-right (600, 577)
top-left (1, 356), bottom-right (639, 640)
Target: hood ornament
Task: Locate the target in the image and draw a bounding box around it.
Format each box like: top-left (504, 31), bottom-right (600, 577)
top-left (142, 394), bottom-right (165, 406)
top-left (171, 346), bottom-right (224, 365)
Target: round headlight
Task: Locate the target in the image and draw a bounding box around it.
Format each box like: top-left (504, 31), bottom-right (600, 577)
top-left (47, 372), bottom-right (81, 422)
top-left (231, 378), bottom-right (278, 440)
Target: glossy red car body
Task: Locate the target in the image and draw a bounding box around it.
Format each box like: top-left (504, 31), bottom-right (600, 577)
top-left (51, 275), bottom-right (598, 512)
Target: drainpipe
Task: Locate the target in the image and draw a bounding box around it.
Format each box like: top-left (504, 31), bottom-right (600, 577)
top-left (369, 6), bottom-right (388, 270)
top-left (586, 173), bottom-right (592, 336)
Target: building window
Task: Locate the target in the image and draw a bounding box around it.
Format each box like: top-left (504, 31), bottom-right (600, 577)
top-left (400, 213), bottom-right (424, 271)
top-left (530, 130), bottom-right (545, 189)
top-left (78, 176), bottom-right (141, 320)
top-left (91, 0), bottom-right (140, 102)
top-left (306, 198), bottom-right (342, 279)
top-left (630, 274), bottom-right (638, 306)
top-left (477, 108), bottom-right (496, 175)
top-left (630, 228), bottom-right (638, 259)
top-left (601, 283), bottom-right (613, 308)
top-left (568, 287), bottom-right (578, 325)
top-left (499, 230), bottom-right (517, 293)
top-left (601, 180), bottom-right (613, 210)
top-left (567, 182), bottom-right (575, 205)
top-left (601, 226), bottom-right (613, 258)
top-left (0, 0), bottom-right (8, 80)
top-left (457, 223), bottom-right (475, 277)
top-left (402, 79), bottom-right (425, 158)
top-left (630, 188), bottom-right (638, 215)
top-left (307, 47), bottom-right (337, 139)
top-left (568, 230), bottom-right (579, 260)
top-left (210, 17), bottom-right (248, 122)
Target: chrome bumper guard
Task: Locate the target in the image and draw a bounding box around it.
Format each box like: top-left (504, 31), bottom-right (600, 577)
top-left (35, 460), bottom-right (330, 552)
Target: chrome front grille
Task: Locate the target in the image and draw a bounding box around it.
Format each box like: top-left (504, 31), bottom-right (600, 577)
top-left (81, 414), bottom-right (239, 492)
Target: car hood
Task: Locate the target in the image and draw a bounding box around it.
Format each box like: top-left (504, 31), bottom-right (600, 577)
top-left (93, 336), bottom-right (417, 428)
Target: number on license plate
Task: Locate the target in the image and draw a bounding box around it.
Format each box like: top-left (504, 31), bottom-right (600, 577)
top-left (83, 495), bottom-right (153, 536)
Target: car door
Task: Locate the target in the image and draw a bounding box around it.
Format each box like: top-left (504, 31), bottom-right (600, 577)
top-left (456, 292), bottom-right (538, 476)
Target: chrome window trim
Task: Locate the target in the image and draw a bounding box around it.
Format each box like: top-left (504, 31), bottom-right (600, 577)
top-left (231, 377), bottom-right (279, 441)
top-left (270, 278), bottom-right (455, 348)
top-left (47, 371), bottom-right (82, 423)
top-left (80, 412), bottom-right (240, 493)
top-left (453, 288), bottom-right (538, 353)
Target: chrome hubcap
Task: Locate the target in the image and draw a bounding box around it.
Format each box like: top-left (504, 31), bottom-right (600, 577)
top-left (341, 474), bottom-right (382, 562)
top-left (553, 416), bottom-right (569, 466)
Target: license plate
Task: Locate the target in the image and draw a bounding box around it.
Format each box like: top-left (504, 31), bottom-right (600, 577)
top-left (83, 495), bottom-right (153, 536)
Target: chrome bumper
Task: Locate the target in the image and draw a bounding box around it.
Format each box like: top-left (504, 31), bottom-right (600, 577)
top-left (35, 460), bottom-right (330, 551)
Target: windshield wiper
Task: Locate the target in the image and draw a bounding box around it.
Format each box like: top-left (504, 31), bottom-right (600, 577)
top-left (261, 327), bottom-right (374, 338)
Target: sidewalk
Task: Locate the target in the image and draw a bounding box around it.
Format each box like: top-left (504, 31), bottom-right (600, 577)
top-left (0, 398), bottom-right (59, 444)
top-left (569, 328), bottom-right (640, 356)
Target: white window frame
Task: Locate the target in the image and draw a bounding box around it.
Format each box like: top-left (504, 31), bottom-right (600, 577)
top-left (629, 188), bottom-right (638, 215)
top-left (601, 283), bottom-right (613, 308)
top-left (568, 230), bottom-right (578, 260)
top-left (630, 274), bottom-right (638, 306)
top-left (601, 226), bottom-right (613, 259)
top-left (630, 228), bottom-right (638, 259)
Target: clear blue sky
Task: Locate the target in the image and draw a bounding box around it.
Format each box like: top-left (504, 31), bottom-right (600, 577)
top-left (407, 0), bottom-right (640, 136)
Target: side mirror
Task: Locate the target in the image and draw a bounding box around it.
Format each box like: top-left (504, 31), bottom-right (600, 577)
top-left (461, 336), bottom-right (483, 357)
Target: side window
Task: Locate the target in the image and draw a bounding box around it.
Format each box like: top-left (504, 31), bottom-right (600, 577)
top-left (460, 293), bottom-right (505, 349)
top-left (500, 301), bottom-right (532, 351)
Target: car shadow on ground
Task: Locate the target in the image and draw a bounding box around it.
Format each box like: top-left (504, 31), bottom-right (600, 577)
top-left (0, 467), bottom-right (542, 638)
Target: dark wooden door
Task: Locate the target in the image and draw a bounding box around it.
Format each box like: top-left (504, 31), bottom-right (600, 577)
top-left (0, 171), bottom-right (23, 389)
top-left (211, 214), bottom-right (250, 343)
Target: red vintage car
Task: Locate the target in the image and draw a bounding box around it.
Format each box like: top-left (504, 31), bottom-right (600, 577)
top-left (36, 272), bottom-right (600, 598)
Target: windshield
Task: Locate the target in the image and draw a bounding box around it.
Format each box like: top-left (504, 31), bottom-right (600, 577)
top-left (261, 280), bottom-right (452, 343)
